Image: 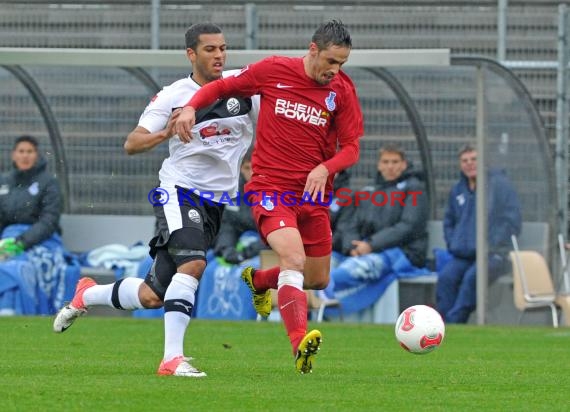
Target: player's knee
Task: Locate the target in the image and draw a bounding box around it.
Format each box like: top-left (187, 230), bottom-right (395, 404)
top-left (279, 251), bottom-right (305, 272)
top-left (307, 279), bottom-right (329, 290)
top-left (139, 284), bottom-right (163, 308)
top-left (168, 228), bottom-right (208, 275)
top-left (304, 274), bottom-right (329, 290)
top-left (177, 259), bottom-right (206, 277)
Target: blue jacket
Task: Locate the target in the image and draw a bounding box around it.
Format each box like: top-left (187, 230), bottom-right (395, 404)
top-left (444, 169), bottom-right (521, 259)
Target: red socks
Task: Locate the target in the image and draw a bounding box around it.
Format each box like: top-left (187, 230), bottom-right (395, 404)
top-left (277, 285), bottom-right (308, 354)
top-left (253, 266), bottom-right (280, 290)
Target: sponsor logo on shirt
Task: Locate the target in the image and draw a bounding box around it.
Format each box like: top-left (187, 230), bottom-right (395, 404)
top-left (274, 98), bottom-right (328, 127)
top-left (199, 123), bottom-right (231, 139)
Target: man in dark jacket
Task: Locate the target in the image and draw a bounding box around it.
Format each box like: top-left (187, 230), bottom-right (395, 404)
top-left (0, 135), bottom-right (62, 259)
top-left (213, 154), bottom-right (266, 264)
top-left (329, 144), bottom-right (429, 314)
top-left (436, 143), bottom-right (522, 323)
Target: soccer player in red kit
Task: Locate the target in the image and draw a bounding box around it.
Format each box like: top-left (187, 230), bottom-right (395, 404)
top-left (175, 20), bottom-right (363, 374)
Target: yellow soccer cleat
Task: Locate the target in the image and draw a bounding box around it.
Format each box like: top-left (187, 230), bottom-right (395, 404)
top-left (241, 267), bottom-right (272, 317)
top-left (295, 329), bottom-right (322, 374)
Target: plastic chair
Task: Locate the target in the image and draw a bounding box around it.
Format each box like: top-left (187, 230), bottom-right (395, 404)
top-left (510, 235), bottom-right (559, 327)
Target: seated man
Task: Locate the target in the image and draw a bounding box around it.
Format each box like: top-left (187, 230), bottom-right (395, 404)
top-left (436, 143), bottom-right (522, 323)
top-left (0, 135), bottom-right (78, 315)
top-left (329, 144), bottom-right (429, 314)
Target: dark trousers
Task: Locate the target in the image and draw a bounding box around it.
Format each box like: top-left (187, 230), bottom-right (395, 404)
top-left (435, 254), bottom-right (510, 323)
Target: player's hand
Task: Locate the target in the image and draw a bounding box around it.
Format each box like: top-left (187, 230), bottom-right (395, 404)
top-left (175, 106), bottom-right (196, 143)
top-left (350, 240), bottom-right (372, 257)
top-left (164, 108), bottom-right (182, 140)
top-left (304, 164), bottom-right (329, 203)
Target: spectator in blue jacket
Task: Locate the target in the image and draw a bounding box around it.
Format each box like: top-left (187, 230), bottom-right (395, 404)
top-left (436, 143), bottom-right (522, 323)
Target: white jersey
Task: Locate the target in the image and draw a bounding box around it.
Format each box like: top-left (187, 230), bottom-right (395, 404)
top-left (138, 70), bottom-right (259, 203)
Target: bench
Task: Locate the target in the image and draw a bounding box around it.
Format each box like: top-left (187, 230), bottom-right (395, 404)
top-left (349, 220), bottom-right (550, 325)
top-left (61, 213), bottom-right (155, 275)
top-left (60, 213), bottom-right (156, 316)
top-left (61, 214), bottom-right (156, 254)
top-left (59, 214), bottom-right (550, 324)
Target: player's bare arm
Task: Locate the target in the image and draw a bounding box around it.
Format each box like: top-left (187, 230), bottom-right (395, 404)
top-left (175, 106), bottom-right (197, 143)
top-left (304, 163), bottom-right (329, 202)
top-left (124, 109), bottom-right (182, 154)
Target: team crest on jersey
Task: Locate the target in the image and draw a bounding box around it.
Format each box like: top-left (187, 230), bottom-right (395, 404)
top-left (188, 209), bottom-right (201, 223)
top-left (456, 193), bottom-right (465, 206)
top-left (325, 92), bottom-right (337, 111)
top-left (226, 98), bottom-right (240, 115)
top-left (28, 182), bottom-right (39, 196)
top-left (261, 196), bottom-right (275, 211)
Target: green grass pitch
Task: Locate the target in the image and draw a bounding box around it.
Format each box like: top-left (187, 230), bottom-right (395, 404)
top-left (0, 317), bottom-right (569, 411)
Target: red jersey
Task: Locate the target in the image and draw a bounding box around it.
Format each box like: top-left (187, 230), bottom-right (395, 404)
top-left (188, 56), bottom-right (364, 194)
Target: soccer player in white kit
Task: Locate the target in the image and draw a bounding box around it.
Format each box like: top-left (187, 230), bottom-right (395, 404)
top-left (53, 23), bottom-right (259, 378)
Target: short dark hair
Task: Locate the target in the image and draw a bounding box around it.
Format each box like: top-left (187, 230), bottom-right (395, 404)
top-left (458, 143), bottom-right (476, 157)
top-left (311, 19), bottom-right (352, 51)
top-left (185, 22), bottom-right (223, 50)
top-left (13, 135), bottom-right (39, 150)
top-left (379, 143), bottom-right (406, 161)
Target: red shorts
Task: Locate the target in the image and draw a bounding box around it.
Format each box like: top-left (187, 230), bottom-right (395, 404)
top-left (248, 191), bottom-right (332, 257)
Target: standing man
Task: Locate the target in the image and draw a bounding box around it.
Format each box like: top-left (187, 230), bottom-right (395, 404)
top-left (53, 23), bottom-right (259, 378)
top-left (436, 144), bottom-right (521, 323)
top-left (175, 20), bottom-right (364, 374)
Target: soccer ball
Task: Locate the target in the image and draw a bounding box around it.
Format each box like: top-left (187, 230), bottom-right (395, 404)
top-left (395, 305), bottom-right (445, 354)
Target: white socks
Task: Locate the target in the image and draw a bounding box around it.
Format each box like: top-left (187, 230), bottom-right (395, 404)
top-left (83, 277), bottom-right (144, 310)
top-left (163, 273), bottom-right (199, 361)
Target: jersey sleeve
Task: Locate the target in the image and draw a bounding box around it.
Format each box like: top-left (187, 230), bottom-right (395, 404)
top-left (322, 75), bottom-right (364, 174)
top-left (138, 86), bottom-right (175, 133)
top-left (249, 94), bottom-right (261, 123)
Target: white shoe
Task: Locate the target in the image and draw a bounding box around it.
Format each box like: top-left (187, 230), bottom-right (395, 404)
top-left (53, 305), bottom-right (86, 333)
top-left (157, 356), bottom-right (207, 377)
top-left (53, 277), bottom-right (96, 333)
